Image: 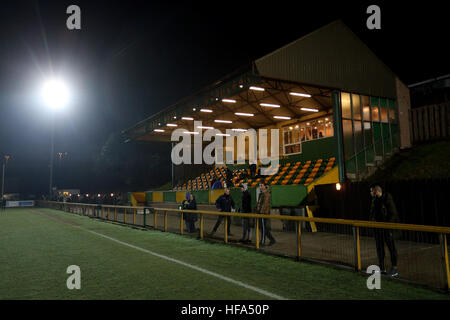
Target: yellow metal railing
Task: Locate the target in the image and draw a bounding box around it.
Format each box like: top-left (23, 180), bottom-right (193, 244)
top-left (37, 200), bottom-right (450, 291)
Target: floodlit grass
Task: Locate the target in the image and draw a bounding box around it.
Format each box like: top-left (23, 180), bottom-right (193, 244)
top-left (367, 140), bottom-right (450, 181)
top-left (0, 208), bottom-right (448, 300)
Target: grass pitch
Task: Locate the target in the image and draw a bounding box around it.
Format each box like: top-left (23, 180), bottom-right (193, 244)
top-left (0, 208), bottom-right (448, 300)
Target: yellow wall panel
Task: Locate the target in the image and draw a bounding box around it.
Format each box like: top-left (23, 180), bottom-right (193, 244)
top-left (209, 189), bottom-right (224, 204)
top-left (152, 191), bottom-right (163, 202)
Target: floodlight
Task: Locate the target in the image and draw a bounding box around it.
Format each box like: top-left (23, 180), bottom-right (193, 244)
top-left (42, 79), bottom-right (70, 110)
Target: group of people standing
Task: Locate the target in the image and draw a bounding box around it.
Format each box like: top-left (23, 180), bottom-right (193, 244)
top-left (179, 181), bottom-right (399, 277)
top-left (210, 182), bottom-right (276, 247)
top-left (180, 182), bottom-right (276, 247)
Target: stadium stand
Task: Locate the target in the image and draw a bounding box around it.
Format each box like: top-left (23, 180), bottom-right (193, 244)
top-left (173, 157), bottom-right (336, 191)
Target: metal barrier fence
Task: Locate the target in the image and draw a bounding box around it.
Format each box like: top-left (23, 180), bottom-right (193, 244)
top-left (36, 200), bottom-right (450, 292)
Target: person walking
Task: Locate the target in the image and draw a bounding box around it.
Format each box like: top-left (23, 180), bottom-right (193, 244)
top-left (257, 182), bottom-right (276, 246)
top-left (210, 188), bottom-right (235, 236)
top-left (369, 184), bottom-right (400, 277)
top-left (238, 183), bottom-right (252, 243)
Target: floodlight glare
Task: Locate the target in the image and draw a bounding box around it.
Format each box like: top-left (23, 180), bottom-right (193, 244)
top-left (42, 79), bottom-right (69, 109)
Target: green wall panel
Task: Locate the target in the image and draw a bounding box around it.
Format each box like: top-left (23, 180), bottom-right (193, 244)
top-left (270, 185), bottom-right (308, 207)
top-left (370, 96), bottom-right (379, 106)
top-left (366, 147), bottom-right (375, 164)
top-left (357, 151), bottom-right (366, 175)
top-left (191, 190), bottom-right (209, 204)
top-left (373, 122), bottom-right (383, 156)
top-left (388, 99), bottom-right (396, 109)
top-left (163, 191), bottom-right (176, 202)
top-left (345, 158), bottom-right (356, 175)
top-left (145, 192), bottom-right (152, 205)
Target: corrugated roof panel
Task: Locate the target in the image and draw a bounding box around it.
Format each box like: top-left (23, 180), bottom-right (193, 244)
top-left (255, 20), bottom-right (397, 98)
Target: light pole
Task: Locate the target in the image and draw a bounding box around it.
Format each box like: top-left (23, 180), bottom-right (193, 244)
top-left (49, 114), bottom-right (55, 198)
top-left (41, 78), bottom-right (70, 199)
top-left (1, 155), bottom-right (10, 208)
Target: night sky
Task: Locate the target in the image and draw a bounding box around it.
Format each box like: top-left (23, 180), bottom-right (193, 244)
top-left (0, 1), bottom-right (449, 194)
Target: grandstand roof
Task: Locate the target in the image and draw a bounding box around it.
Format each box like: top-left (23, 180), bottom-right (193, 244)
top-left (123, 20), bottom-right (398, 143)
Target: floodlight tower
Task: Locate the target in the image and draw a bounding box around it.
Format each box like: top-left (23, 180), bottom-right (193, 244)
top-left (41, 79), bottom-right (70, 198)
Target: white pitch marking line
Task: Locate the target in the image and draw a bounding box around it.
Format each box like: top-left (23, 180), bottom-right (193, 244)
top-left (78, 226), bottom-right (288, 300)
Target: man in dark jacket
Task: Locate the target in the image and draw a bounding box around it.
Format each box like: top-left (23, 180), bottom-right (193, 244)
top-left (210, 188), bottom-right (235, 236)
top-left (238, 183), bottom-right (252, 243)
top-left (185, 194), bottom-right (198, 233)
top-left (369, 184), bottom-right (399, 277)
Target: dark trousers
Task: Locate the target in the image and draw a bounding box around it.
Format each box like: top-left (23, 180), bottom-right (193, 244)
top-left (259, 218), bottom-right (275, 245)
top-left (186, 220), bottom-right (196, 233)
top-left (212, 215), bottom-right (231, 235)
top-left (241, 218), bottom-right (251, 239)
top-left (374, 229), bottom-right (398, 269)
top-left (184, 213), bottom-right (197, 233)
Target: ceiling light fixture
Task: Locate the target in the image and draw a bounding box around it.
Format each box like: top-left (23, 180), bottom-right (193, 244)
top-left (260, 103), bottom-right (280, 108)
top-left (290, 92), bottom-right (311, 98)
top-left (300, 107), bottom-right (319, 112)
top-left (235, 112), bottom-right (254, 117)
top-left (249, 86), bottom-right (265, 91)
top-left (274, 116), bottom-right (291, 120)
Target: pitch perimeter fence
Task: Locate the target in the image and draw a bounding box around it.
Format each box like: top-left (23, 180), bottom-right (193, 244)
top-left (36, 200), bottom-right (450, 292)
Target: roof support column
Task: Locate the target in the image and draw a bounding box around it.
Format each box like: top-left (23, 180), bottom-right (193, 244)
top-left (332, 90), bottom-right (345, 183)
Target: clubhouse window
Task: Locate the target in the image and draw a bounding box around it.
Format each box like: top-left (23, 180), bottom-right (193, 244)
top-left (283, 116), bottom-right (333, 155)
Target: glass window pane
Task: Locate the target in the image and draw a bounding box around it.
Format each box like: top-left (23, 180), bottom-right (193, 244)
top-left (354, 120), bottom-right (363, 153)
top-left (380, 107), bottom-right (388, 123)
top-left (284, 131), bottom-right (289, 144)
top-left (364, 122), bottom-right (374, 163)
top-left (352, 94), bottom-right (361, 120)
top-left (361, 96), bottom-right (370, 121)
top-left (343, 119), bottom-right (354, 160)
top-left (305, 127), bottom-right (312, 140)
top-left (389, 99), bottom-right (396, 110)
top-left (300, 128), bottom-right (306, 141)
top-left (341, 92), bottom-right (352, 119)
top-left (318, 124), bottom-right (325, 138)
top-left (312, 126), bottom-right (318, 139)
top-left (364, 121), bottom-right (372, 144)
top-left (389, 108), bottom-right (396, 123)
top-left (325, 123), bottom-right (332, 137)
top-left (325, 116), bottom-right (333, 137)
top-left (293, 128), bottom-right (300, 143)
top-left (371, 105), bottom-right (380, 122)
